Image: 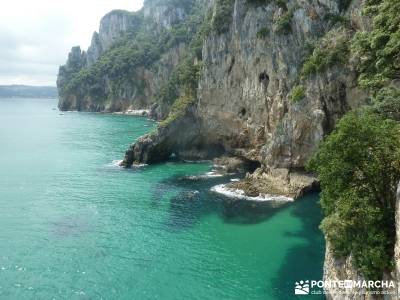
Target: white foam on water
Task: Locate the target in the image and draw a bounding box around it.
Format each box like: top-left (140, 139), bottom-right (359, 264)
top-left (131, 163), bottom-right (147, 168)
top-left (113, 109), bottom-right (150, 116)
top-left (109, 160), bottom-right (123, 167)
top-left (185, 170), bottom-right (225, 180)
top-left (210, 184), bottom-right (294, 202)
top-left (107, 160), bottom-right (147, 168)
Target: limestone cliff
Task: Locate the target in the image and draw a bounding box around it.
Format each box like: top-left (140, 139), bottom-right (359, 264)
top-left (122, 0), bottom-right (369, 198)
top-left (57, 0), bottom-right (204, 112)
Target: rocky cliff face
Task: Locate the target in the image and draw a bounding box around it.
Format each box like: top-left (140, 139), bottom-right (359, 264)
top-left (57, 0), bottom-right (200, 112)
top-left (123, 0), bottom-right (369, 198)
top-left (86, 10), bottom-right (140, 65)
top-left (143, 0), bottom-right (188, 29)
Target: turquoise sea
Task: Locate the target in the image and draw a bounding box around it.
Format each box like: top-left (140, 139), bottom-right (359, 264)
top-left (0, 98), bottom-right (325, 299)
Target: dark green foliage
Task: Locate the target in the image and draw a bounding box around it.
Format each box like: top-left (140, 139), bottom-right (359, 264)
top-left (289, 85), bottom-right (305, 102)
top-left (61, 30), bottom-right (164, 100)
top-left (324, 13), bottom-right (350, 26)
top-left (212, 0), bottom-right (235, 34)
top-left (155, 57), bottom-right (201, 106)
top-left (188, 8), bottom-right (213, 59)
top-left (338, 0), bottom-right (353, 11)
top-left (362, 0), bottom-right (382, 16)
top-left (275, 8), bottom-right (294, 34)
top-left (246, 0), bottom-right (267, 5)
top-left (256, 27), bottom-right (269, 38)
top-left (351, 0), bottom-right (400, 91)
top-left (372, 87), bottom-right (400, 121)
top-left (301, 34), bottom-right (349, 77)
top-left (308, 0), bottom-right (400, 281)
top-left (246, 0), bottom-right (287, 10)
top-left (159, 93), bottom-right (195, 127)
top-left (308, 110), bottom-right (400, 280)
top-left (275, 0), bottom-right (288, 10)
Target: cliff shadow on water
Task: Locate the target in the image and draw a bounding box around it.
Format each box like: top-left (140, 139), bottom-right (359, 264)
top-left (271, 193), bottom-right (325, 300)
top-left (147, 163), bottom-right (325, 299)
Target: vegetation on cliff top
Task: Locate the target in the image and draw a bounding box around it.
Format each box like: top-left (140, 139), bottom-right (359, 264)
top-left (308, 111), bottom-right (400, 280)
top-left (309, 0), bottom-right (400, 281)
top-left (351, 0), bottom-right (400, 91)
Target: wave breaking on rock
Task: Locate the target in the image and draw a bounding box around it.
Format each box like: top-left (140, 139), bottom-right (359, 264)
top-left (210, 183), bottom-right (294, 202)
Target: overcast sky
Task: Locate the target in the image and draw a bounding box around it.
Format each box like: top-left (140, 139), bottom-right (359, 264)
top-left (0, 0), bottom-right (144, 86)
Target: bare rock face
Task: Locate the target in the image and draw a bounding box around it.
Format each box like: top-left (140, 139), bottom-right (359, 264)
top-left (86, 10), bottom-right (140, 65)
top-left (140, 0), bottom-right (364, 196)
top-left (123, 1), bottom-right (369, 197)
top-left (197, 0), bottom-right (367, 171)
top-left (143, 0), bottom-right (187, 30)
top-left (323, 241), bottom-right (367, 300)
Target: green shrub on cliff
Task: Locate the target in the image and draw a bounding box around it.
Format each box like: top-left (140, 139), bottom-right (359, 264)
top-left (372, 87), bottom-right (400, 121)
top-left (256, 27), bottom-right (269, 38)
top-left (308, 110), bottom-right (400, 280)
top-left (159, 93), bottom-right (195, 127)
top-left (289, 85), bottom-right (305, 103)
top-left (351, 0), bottom-right (400, 91)
top-left (212, 0), bottom-right (235, 34)
top-left (308, 0), bottom-right (400, 281)
top-left (301, 34), bottom-right (349, 77)
top-left (274, 8), bottom-right (294, 34)
top-left (338, 0), bottom-right (352, 11)
top-left (155, 54), bottom-right (201, 106)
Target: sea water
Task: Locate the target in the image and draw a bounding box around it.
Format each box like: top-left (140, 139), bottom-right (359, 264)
top-left (0, 98), bottom-right (325, 299)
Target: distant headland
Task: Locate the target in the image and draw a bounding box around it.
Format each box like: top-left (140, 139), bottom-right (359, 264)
top-left (0, 85), bottom-right (57, 98)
